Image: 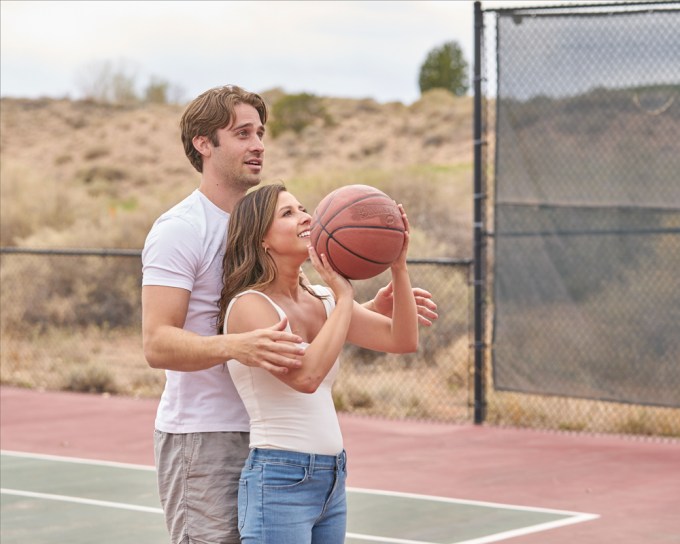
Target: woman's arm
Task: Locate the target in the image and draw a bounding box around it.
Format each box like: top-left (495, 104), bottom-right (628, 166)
top-left (347, 205), bottom-right (419, 353)
top-left (227, 250), bottom-right (355, 394)
top-left (285, 248), bottom-right (355, 393)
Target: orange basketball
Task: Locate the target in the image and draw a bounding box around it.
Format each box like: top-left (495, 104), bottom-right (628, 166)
top-left (310, 184), bottom-right (406, 280)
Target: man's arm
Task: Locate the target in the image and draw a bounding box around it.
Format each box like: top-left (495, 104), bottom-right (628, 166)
top-left (142, 285), bottom-right (304, 374)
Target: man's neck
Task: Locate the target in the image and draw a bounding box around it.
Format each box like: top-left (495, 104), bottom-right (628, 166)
top-left (198, 178), bottom-right (249, 214)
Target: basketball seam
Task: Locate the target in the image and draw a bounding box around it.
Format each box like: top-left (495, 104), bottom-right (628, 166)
top-left (326, 228), bottom-right (404, 265)
top-left (319, 193), bottom-right (387, 226)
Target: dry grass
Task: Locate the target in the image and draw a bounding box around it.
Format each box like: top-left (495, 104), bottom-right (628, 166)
top-left (0, 91), bottom-right (473, 256)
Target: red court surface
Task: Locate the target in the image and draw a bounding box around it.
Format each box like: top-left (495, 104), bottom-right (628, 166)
top-left (1, 386), bottom-right (678, 543)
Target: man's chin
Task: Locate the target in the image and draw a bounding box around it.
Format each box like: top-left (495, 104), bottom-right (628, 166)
top-left (239, 175), bottom-right (262, 189)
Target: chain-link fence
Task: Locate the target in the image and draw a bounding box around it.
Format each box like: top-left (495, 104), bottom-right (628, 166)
top-left (477, 1), bottom-right (680, 437)
top-left (0, 249), bottom-right (473, 423)
top-left (3, 2), bottom-right (679, 438)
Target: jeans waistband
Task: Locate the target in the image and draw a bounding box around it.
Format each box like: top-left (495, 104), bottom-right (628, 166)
top-left (247, 448), bottom-right (346, 472)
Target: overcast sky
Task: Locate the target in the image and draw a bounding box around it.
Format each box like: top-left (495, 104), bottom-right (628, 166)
top-left (1, 0), bottom-right (627, 104)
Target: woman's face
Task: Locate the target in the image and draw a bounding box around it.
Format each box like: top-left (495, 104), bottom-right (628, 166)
top-left (262, 191), bottom-right (312, 259)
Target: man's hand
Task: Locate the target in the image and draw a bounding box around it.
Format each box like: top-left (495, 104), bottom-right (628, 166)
top-left (367, 282), bottom-right (439, 327)
top-left (228, 318), bottom-right (305, 375)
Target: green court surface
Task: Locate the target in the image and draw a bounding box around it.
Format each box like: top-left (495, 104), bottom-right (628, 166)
top-left (1, 451), bottom-right (597, 544)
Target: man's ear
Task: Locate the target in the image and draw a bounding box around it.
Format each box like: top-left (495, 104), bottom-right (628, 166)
top-left (192, 135), bottom-right (211, 158)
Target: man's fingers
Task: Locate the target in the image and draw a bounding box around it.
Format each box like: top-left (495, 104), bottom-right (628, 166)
top-left (416, 296), bottom-right (438, 312)
top-left (417, 315), bottom-right (433, 327)
top-left (271, 332), bottom-right (304, 346)
top-left (416, 301), bottom-right (438, 327)
top-left (412, 288), bottom-right (433, 300)
top-left (260, 362), bottom-right (290, 375)
top-left (267, 317), bottom-right (304, 346)
top-left (269, 317), bottom-right (289, 331)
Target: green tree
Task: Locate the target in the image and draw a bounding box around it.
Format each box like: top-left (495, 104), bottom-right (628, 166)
top-left (418, 41), bottom-right (469, 96)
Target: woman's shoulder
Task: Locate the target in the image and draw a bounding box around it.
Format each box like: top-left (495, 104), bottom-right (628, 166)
top-left (226, 291), bottom-right (286, 333)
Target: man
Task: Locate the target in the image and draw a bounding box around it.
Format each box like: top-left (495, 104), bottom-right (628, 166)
top-left (142, 85), bottom-right (437, 543)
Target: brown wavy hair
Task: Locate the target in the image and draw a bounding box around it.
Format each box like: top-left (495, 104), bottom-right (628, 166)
top-left (180, 85), bottom-right (268, 173)
top-left (216, 184), bottom-right (323, 334)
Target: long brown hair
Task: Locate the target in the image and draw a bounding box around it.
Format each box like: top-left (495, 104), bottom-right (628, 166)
top-left (216, 184), bottom-right (322, 334)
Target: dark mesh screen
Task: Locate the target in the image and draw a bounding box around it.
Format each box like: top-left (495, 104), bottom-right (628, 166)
top-left (493, 5), bottom-right (680, 407)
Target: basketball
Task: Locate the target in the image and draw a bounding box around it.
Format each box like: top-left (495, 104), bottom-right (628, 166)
top-left (310, 184), bottom-right (406, 280)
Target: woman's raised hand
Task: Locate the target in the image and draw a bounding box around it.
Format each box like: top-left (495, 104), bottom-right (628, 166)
top-left (392, 204), bottom-right (411, 270)
top-left (307, 245), bottom-right (354, 301)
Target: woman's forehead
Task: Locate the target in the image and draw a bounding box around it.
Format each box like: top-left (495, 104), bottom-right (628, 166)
top-left (276, 191), bottom-right (300, 208)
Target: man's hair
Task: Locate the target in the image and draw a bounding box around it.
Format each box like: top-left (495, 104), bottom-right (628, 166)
top-left (180, 85), bottom-right (268, 173)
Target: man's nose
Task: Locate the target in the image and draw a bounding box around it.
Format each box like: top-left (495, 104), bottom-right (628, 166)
top-left (251, 137), bottom-right (264, 152)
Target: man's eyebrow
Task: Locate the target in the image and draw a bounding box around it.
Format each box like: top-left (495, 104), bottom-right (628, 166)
top-left (231, 122), bottom-right (265, 132)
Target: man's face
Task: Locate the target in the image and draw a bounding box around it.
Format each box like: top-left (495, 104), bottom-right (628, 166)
top-left (209, 103), bottom-right (265, 190)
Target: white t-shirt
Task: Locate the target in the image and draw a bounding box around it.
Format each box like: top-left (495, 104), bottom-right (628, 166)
top-left (142, 189), bottom-right (249, 433)
top-left (225, 287), bottom-right (343, 455)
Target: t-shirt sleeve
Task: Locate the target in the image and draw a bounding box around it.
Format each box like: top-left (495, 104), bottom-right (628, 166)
top-left (142, 216), bottom-right (201, 291)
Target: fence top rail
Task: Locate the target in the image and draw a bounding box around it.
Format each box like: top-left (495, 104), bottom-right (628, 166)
top-left (482, 1), bottom-right (679, 15)
top-left (0, 247), bottom-right (143, 257)
top-left (0, 247), bottom-right (472, 266)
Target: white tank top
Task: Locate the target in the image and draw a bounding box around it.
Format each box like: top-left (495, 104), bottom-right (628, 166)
top-left (225, 285), bottom-right (343, 455)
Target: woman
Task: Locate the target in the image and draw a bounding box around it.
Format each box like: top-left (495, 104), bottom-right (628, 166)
top-left (217, 183), bottom-right (418, 543)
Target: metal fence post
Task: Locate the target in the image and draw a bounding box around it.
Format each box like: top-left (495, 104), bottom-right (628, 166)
top-left (473, 1), bottom-right (487, 425)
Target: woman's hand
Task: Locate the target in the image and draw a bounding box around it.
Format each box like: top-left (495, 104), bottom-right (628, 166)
top-left (307, 245), bottom-right (354, 302)
top-left (366, 204), bottom-right (438, 326)
top-left (392, 204), bottom-right (410, 271)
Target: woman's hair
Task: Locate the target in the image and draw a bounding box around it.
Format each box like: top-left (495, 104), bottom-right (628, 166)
top-left (180, 85), bottom-right (268, 173)
top-left (216, 183), bottom-right (322, 334)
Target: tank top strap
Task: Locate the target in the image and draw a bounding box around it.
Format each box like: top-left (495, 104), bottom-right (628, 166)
top-left (308, 284), bottom-right (335, 318)
top-left (223, 290), bottom-right (290, 334)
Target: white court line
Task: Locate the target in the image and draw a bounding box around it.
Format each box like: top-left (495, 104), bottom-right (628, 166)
top-left (1, 450), bottom-right (155, 471)
top-left (2, 450), bottom-right (599, 544)
top-left (345, 533), bottom-right (436, 544)
top-left (1, 488), bottom-right (163, 514)
top-left (450, 513), bottom-right (600, 544)
top-left (346, 486), bottom-right (599, 518)
top-left (344, 488), bottom-right (599, 544)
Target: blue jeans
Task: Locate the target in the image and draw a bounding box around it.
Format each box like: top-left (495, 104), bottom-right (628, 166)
top-left (237, 448), bottom-right (347, 544)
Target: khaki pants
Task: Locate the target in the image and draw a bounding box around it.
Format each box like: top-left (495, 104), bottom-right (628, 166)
top-left (154, 430), bottom-right (250, 544)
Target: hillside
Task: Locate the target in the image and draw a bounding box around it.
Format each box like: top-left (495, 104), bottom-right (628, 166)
top-left (0, 90), bottom-right (475, 258)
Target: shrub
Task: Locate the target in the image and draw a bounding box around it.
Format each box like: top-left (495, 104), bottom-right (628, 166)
top-left (269, 93), bottom-right (334, 137)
